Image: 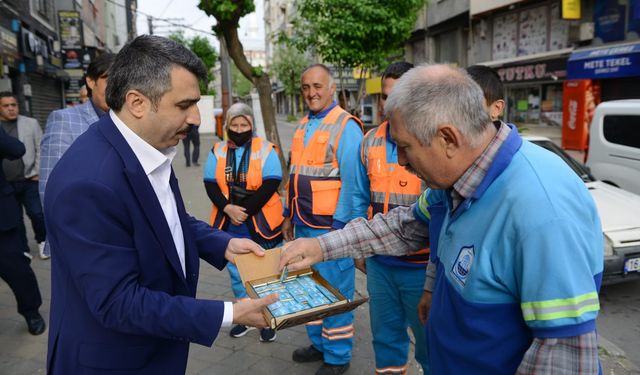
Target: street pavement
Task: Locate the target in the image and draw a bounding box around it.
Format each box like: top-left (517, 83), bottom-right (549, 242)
top-left (0, 118), bottom-right (637, 374)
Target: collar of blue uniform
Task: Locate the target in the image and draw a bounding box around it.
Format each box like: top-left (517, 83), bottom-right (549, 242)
top-left (470, 122), bottom-right (522, 200)
top-left (307, 101), bottom-right (338, 120)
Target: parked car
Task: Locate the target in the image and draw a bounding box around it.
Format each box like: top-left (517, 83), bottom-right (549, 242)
top-left (586, 100), bottom-right (640, 195)
top-left (527, 136), bottom-right (640, 285)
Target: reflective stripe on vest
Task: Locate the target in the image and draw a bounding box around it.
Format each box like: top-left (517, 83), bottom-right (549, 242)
top-left (287, 106), bottom-right (363, 228)
top-left (209, 137), bottom-right (284, 241)
top-left (362, 121), bottom-right (429, 263)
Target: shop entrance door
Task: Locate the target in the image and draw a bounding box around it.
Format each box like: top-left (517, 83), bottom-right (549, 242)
top-left (508, 86), bottom-right (541, 125)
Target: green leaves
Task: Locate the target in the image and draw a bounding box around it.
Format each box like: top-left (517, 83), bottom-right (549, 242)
top-left (168, 32), bottom-right (219, 95)
top-left (272, 45), bottom-right (310, 97)
top-left (287, 0), bottom-right (427, 71)
top-left (198, 0), bottom-right (255, 23)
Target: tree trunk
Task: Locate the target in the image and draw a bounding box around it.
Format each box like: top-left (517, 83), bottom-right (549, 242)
top-left (337, 65), bottom-right (348, 112)
top-left (220, 23), bottom-right (288, 185)
top-left (353, 67), bottom-right (367, 119)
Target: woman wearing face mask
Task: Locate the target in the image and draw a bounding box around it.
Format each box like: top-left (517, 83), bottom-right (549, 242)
top-left (203, 102), bottom-right (283, 343)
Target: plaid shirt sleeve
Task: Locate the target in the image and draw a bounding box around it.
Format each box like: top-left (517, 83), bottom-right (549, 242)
top-left (516, 332), bottom-right (599, 375)
top-left (318, 204), bottom-right (429, 261)
top-left (39, 109), bottom-right (74, 203)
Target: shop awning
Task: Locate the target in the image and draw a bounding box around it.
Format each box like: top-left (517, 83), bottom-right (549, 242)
top-left (567, 42), bottom-right (640, 80)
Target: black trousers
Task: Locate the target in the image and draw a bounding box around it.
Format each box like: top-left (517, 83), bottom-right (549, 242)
top-left (11, 179), bottom-right (46, 252)
top-left (183, 127), bottom-right (200, 166)
top-left (0, 227), bottom-right (42, 318)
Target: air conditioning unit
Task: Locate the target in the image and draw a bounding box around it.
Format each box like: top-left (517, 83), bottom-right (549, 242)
top-left (579, 22), bottom-right (594, 41)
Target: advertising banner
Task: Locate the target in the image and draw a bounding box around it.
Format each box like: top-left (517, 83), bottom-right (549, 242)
top-left (594, 0), bottom-right (626, 43)
top-left (562, 80), bottom-right (600, 151)
top-left (58, 11), bottom-right (84, 69)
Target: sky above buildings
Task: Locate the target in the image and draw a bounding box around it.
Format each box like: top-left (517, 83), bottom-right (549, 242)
top-left (136, 0), bottom-right (265, 52)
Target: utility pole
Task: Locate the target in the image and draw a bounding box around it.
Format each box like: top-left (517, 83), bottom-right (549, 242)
top-left (147, 16), bottom-right (153, 35)
top-left (219, 36), bottom-right (233, 121)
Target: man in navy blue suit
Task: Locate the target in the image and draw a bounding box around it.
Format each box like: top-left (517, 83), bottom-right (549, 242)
top-left (44, 35), bottom-right (278, 374)
top-left (0, 127), bottom-right (46, 335)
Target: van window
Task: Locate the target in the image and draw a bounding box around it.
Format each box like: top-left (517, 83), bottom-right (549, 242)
top-left (603, 115), bottom-right (640, 148)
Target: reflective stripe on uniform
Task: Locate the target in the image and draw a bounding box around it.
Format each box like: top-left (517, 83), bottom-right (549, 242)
top-left (521, 292), bottom-right (600, 321)
top-left (321, 324), bottom-right (354, 340)
top-left (375, 364), bottom-right (408, 374)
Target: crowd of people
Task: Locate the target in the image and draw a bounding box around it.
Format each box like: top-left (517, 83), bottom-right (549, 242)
top-left (0, 34), bottom-right (604, 375)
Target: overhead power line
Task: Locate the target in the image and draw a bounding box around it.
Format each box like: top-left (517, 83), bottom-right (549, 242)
top-left (104, 0), bottom-right (217, 37)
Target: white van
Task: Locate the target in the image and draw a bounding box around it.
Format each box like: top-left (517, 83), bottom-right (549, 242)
top-left (586, 100), bottom-right (640, 195)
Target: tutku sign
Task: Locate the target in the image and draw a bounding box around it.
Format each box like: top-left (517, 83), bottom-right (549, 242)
top-left (496, 59), bottom-right (567, 83)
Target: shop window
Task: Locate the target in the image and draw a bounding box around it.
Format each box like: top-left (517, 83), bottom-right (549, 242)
top-left (508, 86), bottom-right (540, 124)
top-left (435, 29), bottom-right (459, 64)
top-left (603, 115), bottom-right (640, 148)
top-left (540, 83), bottom-right (563, 126)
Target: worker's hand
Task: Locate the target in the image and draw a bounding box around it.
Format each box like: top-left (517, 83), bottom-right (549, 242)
top-left (282, 217), bottom-right (294, 242)
top-left (224, 204), bottom-right (247, 225)
top-left (417, 290), bottom-right (432, 325)
top-left (225, 238), bottom-right (265, 264)
top-left (232, 294), bottom-right (279, 328)
top-left (354, 259), bottom-right (367, 274)
top-left (279, 237), bottom-right (324, 272)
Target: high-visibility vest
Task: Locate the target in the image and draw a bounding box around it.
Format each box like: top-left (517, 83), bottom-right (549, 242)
top-left (362, 121), bottom-right (429, 263)
top-left (209, 137), bottom-right (284, 241)
top-left (286, 105), bottom-right (363, 228)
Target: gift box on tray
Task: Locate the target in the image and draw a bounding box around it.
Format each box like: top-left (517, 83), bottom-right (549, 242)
top-left (235, 248), bottom-right (368, 330)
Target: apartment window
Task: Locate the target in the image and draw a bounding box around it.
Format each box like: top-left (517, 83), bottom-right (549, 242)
top-left (33, 0), bottom-right (53, 21)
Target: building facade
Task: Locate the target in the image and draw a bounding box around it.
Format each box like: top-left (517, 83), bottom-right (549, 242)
top-left (0, 0), bottom-right (65, 126)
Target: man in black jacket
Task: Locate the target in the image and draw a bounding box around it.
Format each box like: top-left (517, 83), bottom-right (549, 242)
top-left (0, 127), bottom-right (46, 335)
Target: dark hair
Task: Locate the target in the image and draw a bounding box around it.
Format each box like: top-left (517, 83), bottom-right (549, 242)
top-left (106, 35), bottom-right (207, 111)
top-left (466, 65), bottom-right (504, 104)
top-left (0, 91), bottom-right (17, 100)
top-left (84, 53), bottom-right (115, 98)
top-left (382, 62), bottom-right (414, 81)
top-left (86, 53), bottom-right (116, 81)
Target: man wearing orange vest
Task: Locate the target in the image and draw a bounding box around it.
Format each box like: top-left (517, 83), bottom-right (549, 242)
top-left (283, 64), bottom-right (364, 375)
top-left (353, 62), bottom-right (430, 374)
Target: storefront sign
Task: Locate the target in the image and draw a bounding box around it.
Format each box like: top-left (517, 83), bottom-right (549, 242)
top-left (629, 0), bottom-right (640, 34)
top-left (567, 42), bottom-right (640, 79)
top-left (594, 0), bottom-right (626, 43)
top-left (58, 11), bottom-right (83, 50)
top-left (496, 59), bottom-right (567, 83)
top-left (0, 26), bottom-right (19, 67)
top-left (58, 11), bottom-right (84, 69)
top-left (562, 0), bottom-right (581, 19)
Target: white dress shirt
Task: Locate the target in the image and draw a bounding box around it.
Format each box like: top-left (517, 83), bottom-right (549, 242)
top-left (110, 111), bottom-right (233, 327)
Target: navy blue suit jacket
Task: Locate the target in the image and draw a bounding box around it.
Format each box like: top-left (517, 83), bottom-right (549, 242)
top-left (45, 115), bottom-right (232, 374)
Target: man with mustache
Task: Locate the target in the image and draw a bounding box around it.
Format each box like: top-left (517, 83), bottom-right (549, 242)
top-left (281, 64), bottom-right (603, 375)
top-left (44, 35), bottom-right (277, 374)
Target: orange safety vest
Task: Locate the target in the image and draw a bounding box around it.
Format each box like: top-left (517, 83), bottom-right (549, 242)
top-left (209, 137), bottom-right (284, 241)
top-left (362, 121), bottom-right (429, 263)
top-left (287, 105), bottom-right (363, 228)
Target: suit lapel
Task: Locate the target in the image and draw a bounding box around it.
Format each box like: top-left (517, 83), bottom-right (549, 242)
top-left (97, 116), bottom-right (188, 287)
top-left (170, 171), bottom-right (198, 293)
